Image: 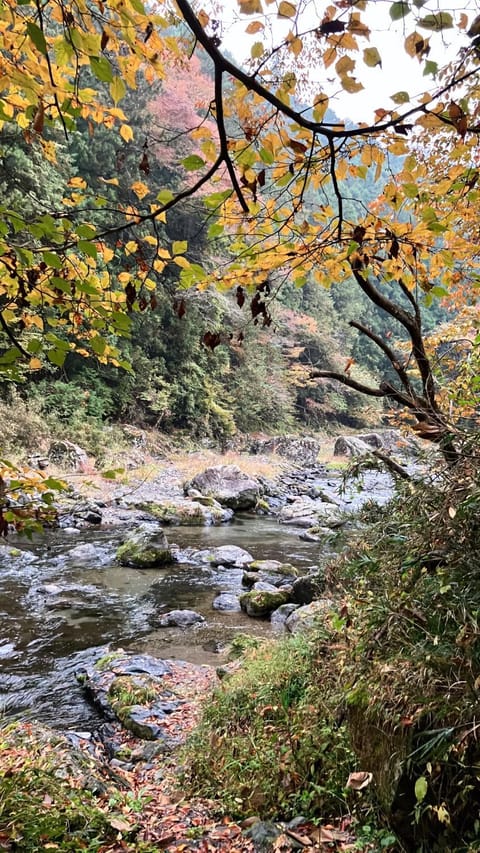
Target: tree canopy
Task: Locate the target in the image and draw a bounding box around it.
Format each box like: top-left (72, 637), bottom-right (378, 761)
top-left (1, 0), bottom-right (479, 462)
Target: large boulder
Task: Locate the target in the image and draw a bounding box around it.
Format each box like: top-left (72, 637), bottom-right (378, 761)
top-left (334, 433), bottom-right (383, 457)
top-left (116, 523), bottom-right (173, 568)
top-left (185, 465), bottom-right (261, 510)
top-left (250, 435), bottom-right (320, 467)
top-left (139, 499), bottom-right (233, 526)
top-left (48, 439), bottom-right (89, 470)
top-left (278, 497), bottom-right (344, 528)
top-left (285, 599), bottom-right (334, 634)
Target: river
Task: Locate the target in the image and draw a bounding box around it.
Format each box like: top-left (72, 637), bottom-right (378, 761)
top-left (0, 467), bottom-right (393, 729)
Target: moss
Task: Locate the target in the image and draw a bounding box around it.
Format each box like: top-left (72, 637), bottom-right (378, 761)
top-left (116, 539), bottom-right (172, 568)
top-left (239, 589), bottom-right (290, 617)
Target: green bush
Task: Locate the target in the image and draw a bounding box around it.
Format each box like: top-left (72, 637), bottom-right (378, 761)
top-left (184, 633), bottom-right (354, 820)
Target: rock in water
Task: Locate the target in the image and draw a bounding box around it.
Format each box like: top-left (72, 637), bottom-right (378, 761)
top-left (116, 523), bottom-right (173, 568)
top-left (185, 464), bottom-right (261, 510)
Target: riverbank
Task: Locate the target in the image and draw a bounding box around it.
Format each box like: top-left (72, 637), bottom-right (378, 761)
top-left (0, 429), bottom-right (430, 851)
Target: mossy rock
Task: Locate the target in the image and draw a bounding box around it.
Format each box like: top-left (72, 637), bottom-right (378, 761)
top-left (239, 589), bottom-right (290, 617)
top-left (116, 523), bottom-right (173, 568)
top-left (140, 500), bottom-right (232, 526)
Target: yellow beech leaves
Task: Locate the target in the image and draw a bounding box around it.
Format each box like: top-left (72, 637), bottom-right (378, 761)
top-left (0, 0), bottom-right (480, 388)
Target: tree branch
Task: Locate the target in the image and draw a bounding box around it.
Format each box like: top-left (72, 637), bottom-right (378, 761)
top-left (174, 0), bottom-right (480, 142)
top-left (214, 67), bottom-right (249, 212)
top-left (309, 369), bottom-right (386, 397)
top-left (0, 314), bottom-right (30, 359)
top-left (349, 319), bottom-right (415, 396)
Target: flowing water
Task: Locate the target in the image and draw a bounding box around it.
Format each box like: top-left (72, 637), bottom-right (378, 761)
top-left (0, 468), bottom-right (393, 730)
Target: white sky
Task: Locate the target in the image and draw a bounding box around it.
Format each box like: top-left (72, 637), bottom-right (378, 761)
top-left (216, 0), bottom-right (479, 122)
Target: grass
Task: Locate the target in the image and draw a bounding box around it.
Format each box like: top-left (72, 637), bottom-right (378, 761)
top-left (183, 631), bottom-right (355, 820)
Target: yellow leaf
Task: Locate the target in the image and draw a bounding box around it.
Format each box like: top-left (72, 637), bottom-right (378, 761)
top-left (120, 124), bottom-right (134, 142)
top-left (336, 55), bottom-right (355, 75)
top-left (102, 246), bottom-right (114, 262)
top-left (340, 75), bottom-right (364, 94)
top-left (363, 47), bottom-right (381, 67)
top-left (312, 93), bottom-right (329, 122)
top-left (109, 76), bottom-right (126, 105)
top-left (172, 256), bottom-right (191, 269)
top-left (118, 272), bottom-right (131, 283)
top-left (251, 41), bottom-right (264, 59)
top-left (130, 181), bottom-right (150, 199)
top-left (68, 176), bottom-right (87, 189)
top-left (29, 358), bottom-right (43, 370)
top-left (278, 1), bottom-right (296, 18)
top-left (246, 20), bottom-right (264, 33)
top-left (125, 241), bottom-right (138, 255)
top-left (238, 0), bottom-right (263, 14)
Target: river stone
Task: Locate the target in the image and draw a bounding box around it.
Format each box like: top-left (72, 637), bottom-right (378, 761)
top-left (248, 559), bottom-right (286, 572)
top-left (240, 588), bottom-right (290, 617)
top-left (116, 523), bottom-right (173, 568)
top-left (157, 609), bottom-right (205, 628)
top-left (67, 543), bottom-right (100, 562)
top-left (271, 603), bottom-right (299, 631)
top-left (250, 435), bottom-right (320, 467)
top-left (279, 498), bottom-right (344, 528)
top-left (291, 573), bottom-right (326, 605)
top-left (185, 464), bottom-right (261, 510)
top-left (49, 439), bottom-right (89, 470)
top-left (252, 581), bottom-right (278, 592)
top-left (0, 545), bottom-right (38, 567)
top-left (334, 434), bottom-right (381, 457)
top-left (139, 499), bottom-right (233, 526)
top-left (70, 501), bottom-right (103, 526)
top-left (193, 545), bottom-right (254, 567)
top-left (285, 599), bottom-right (334, 634)
top-left (212, 593), bottom-right (242, 612)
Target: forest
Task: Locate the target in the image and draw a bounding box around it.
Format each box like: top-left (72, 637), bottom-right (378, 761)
top-left (1, 0), bottom-right (480, 850)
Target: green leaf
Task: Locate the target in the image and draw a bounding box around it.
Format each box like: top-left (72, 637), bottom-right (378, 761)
top-left (363, 47), bottom-right (381, 68)
top-left (423, 60), bottom-right (438, 76)
top-left (42, 477), bottom-right (67, 491)
top-left (129, 0), bottom-right (145, 12)
top-left (110, 76), bottom-right (126, 105)
top-left (47, 348), bottom-right (67, 367)
top-left (26, 22), bottom-right (47, 55)
top-left (76, 224), bottom-right (96, 239)
top-left (54, 39), bottom-right (74, 66)
top-left (90, 56), bottom-right (114, 83)
top-left (90, 335), bottom-right (106, 355)
top-left (204, 189), bottom-right (232, 209)
top-left (156, 189), bottom-right (175, 205)
top-left (42, 251), bottom-right (63, 270)
top-left (101, 468), bottom-right (125, 479)
top-left (172, 240), bottom-right (188, 255)
top-left (389, 2), bottom-right (410, 20)
top-left (259, 147), bottom-right (275, 165)
top-left (391, 91), bottom-right (410, 104)
top-left (78, 240), bottom-right (98, 258)
top-left (418, 12), bottom-right (453, 31)
top-left (208, 223), bottom-right (224, 238)
top-left (181, 154), bottom-right (205, 171)
top-left (402, 183), bottom-right (418, 198)
top-left (415, 776), bottom-right (428, 803)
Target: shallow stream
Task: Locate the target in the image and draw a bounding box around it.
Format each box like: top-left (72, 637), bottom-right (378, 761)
top-left (0, 467), bottom-right (393, 730)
